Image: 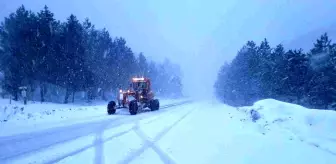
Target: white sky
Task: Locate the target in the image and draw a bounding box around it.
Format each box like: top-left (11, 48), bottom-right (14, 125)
top-left (1, 0), bottom-right (336, 98)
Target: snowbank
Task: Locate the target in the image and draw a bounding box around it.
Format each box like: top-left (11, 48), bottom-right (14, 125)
top-left (238, 99), bottom-right (336, 153)
top-left (0, 98), bottom-right (109, 136)
top-left (0, 99), bottom-right (94, 123)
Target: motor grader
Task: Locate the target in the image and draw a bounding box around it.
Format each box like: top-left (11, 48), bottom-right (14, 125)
top-left (107, 77), bottom-right (160, 115)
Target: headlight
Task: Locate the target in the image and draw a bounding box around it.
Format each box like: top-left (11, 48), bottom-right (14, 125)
top-left (140, 95), bottom-right (143, 99)
top-left (119, 89), bottom-right (122, 93)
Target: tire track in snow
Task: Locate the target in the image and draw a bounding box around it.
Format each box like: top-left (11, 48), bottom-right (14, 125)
top-left (0, 100), bottom-right (191, 143)
top-left (276, 126), bottom-right (336, 156)
top-left (0, 101), bottom-right (191, 162)
top-left (45, 128), bottom-right (132, 164)
top-left (133, 125), bottom-right (176, 164)
top-left (299, 137), bottom-right (336, 156)
top-left (118, 108), bottom-right (195, 164)
top-left (0, 100), bottom-right (190, 145)
top-left (46, 103), bottom-right (193, 164)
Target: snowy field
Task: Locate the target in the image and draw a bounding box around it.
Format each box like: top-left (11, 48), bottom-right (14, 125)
top-left (1, 99), bottom-right (336, 164)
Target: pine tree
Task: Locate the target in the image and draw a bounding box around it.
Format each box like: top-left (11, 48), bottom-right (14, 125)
top-left (35, 5), bottom-right (57, 102)
top-left (272, 44), bottom-right (286, 97)
top-left (308, 33), bottom-right (336, 108)
top-left (61, 14), bottom-right (85, 103)
top-left (82, 18), bottom-right (99, 101)
top-left (148, 61), bottom-right (159, 91)
top-left (281, 49), bottom-right (309, 103)
top-left (257, 39), bottom-right (274, 98)
top-left (214, 62), bottom-right (231, 103)
top-left (137, 52), bottom-right (148, 77)
top-left (0, 5), bottom-right (37, 100)
top-left (311, 33), bottom-right (331, 54)
top-left (96, 28), bottom-right (112, 100)
top-left (230, 41), bottom-right (261, 105)
top-left (0, 5), bottom-right (182, 103)
top-left (215, 34), bottom-right (336, 109)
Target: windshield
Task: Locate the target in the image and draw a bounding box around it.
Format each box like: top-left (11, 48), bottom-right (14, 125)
top-left (132, 81), bottom-right (147, 91)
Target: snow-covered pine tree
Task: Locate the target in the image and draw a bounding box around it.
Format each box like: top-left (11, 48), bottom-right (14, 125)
top-left (0, 5), bottom-right (37, 101)
top-left (35, 5), bottom-right (58, 102)
top-left (257, 39), bottom-right (273, 98)
top-left (308, 33), bottom-right (336, 108)
top-left (0, 5), bottom-right (183, 103)
top-left (282, 49), bottom-right (309, 104)
top-left (61, 14), bottom-right (86, 103)
top-left (271, 44), bottom-right (286, 98)
top-left (137, 52), bottom-right (149, 77)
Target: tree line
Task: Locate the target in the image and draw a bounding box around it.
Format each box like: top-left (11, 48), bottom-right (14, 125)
top-left (0, 5), bottom-right (183, 103)
top-left (215, 33), bottom-right (336, 109)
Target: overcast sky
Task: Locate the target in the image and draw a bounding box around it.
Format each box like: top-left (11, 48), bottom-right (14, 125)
top-left (1, 0), bottom-right (336, 98)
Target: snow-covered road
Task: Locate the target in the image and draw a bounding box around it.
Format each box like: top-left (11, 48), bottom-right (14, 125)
top-left (0, 100), bottom-right (190, 163)
top-left (1, 100), bottom-right (336, 164)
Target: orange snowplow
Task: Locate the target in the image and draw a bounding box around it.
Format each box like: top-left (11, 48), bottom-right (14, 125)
top-left (107, 77), bottom-right (159, 115)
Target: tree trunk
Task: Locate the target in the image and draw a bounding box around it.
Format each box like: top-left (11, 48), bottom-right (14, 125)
top-left (87, 88), bottom-right (94, 102)
top-left (72, 91), bottom-right (75, 103)
top-left (40, 82), bottom-right (45, 103)
top-left (296, 90), bottom-right (302, 104)
top-left (13, 89), bottom-right (18, 101)
top-left (102, 89), bottom-right (107, 101)
top-left (64, 88), bottom-right (70, 104)
top-left (87, 90), bottom-right (91, 103)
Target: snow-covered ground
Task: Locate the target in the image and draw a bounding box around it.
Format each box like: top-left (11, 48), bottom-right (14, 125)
top-left (0, 98), bottom-right (186, 137)
top-left (1, 99), bottom-right (336, 164)
top-left (238, 99), bottom-right (336, 156)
